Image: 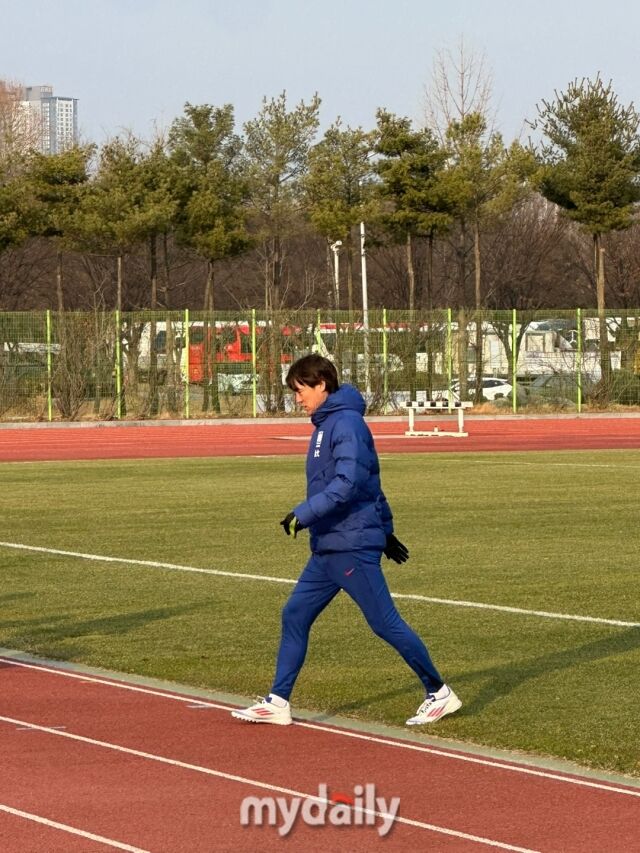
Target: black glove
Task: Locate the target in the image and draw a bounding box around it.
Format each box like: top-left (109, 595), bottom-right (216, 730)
top-left (384, 534), bottom-right (409, 564)
top-left (280, 511), bottom-right (302, 538)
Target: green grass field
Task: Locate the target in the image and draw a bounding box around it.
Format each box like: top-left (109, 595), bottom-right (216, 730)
top-left (1, 450), bottom-right (639, 777)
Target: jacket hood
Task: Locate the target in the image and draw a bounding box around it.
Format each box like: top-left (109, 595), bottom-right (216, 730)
top-left (312, 383), bottom-right (365, 426)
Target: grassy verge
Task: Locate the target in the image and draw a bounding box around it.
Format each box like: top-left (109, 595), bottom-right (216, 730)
top-left (1, 450), bottom-right (639, 776)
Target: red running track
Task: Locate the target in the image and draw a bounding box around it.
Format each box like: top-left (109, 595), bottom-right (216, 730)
top-left (1, 420), bottom-right (639, 850)
top-left (0, 657), bottom-right (639, 852)
top-left (0, 416), bottom-right (639, 462)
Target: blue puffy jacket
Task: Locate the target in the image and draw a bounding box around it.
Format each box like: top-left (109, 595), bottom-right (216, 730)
top-left (293, 384), bottom-right (393, 554)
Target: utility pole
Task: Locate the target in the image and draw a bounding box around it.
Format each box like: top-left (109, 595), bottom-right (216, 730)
top-left (330, 240), bottom-right (342, 310)
top-left (360, 221), bottom-right (371, 395)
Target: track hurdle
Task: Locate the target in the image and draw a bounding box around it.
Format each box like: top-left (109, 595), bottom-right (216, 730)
top-left (404, 400), bottom-right (473, 437)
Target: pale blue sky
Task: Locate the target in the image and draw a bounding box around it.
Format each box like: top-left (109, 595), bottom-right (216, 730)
top-left (2, 0), bottom-right (639, 145)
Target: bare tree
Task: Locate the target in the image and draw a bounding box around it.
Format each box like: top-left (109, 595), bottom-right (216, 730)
top-left (424, 38), bottom-right (497, 395)
top-left (483, 194), bottom-right (570, 309)
top-left (0, 240), bottom-right (51, 309)
top-left (604, 224), bottom-right (640, 307)
top-left (424, 37), bottom-right (495, 142)
top-left (0, 79), bottom-right (41, 160)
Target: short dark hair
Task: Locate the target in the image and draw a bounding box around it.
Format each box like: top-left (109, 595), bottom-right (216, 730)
top-left (286, 354), bottom-right (340, 393)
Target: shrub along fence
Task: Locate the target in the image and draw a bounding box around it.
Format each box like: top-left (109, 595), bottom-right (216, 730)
top-left (1, 308), bottom-right (639, 422)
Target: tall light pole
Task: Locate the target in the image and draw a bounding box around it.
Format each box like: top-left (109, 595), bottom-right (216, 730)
top-left (360, 220), bottom-right (371, 395)
top-left (330, 240), bottom-right (342, 310)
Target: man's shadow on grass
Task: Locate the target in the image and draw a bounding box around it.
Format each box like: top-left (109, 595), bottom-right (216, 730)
top-left (310, 625), bottom-right (640, 720)
top-left (0, 591), bottom-right (36, 608)
top-left (454, 625), bottom-right (640, 717)
top-left (0, 601), bottom-right (207, 651)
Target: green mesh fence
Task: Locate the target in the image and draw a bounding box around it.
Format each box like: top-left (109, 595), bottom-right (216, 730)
top-left (0, 312), bottom-right (50, 421)
top-left (1, 309), bottom-right (639, 421)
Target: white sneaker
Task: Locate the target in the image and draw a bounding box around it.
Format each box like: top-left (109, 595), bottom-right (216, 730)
top-left (406, 685), bottom-right (462, 725)
top-left (231, 694), bottom-right (292, 726)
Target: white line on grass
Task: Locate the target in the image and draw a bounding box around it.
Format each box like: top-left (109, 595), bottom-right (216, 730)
top-left (1, 540), bottom-right (638, 629)
top-left (0, 802), bottom-right (149, 852)
top-left (3, 657), bottom-right (640, 800)
top-left (393, 593), bottom-right (640, 628)
top-left (0, 541), bottom-right (293, 585)
top-left (0, 714), bottom-right (538, 852)
top-left (419, 458), bottom-right (640, 470)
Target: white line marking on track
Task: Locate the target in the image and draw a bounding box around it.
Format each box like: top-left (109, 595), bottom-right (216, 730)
top-left (0, 714), bottom-right (537, 852)
top-left (0, 802), bottom-right (150, 852)
top-left (1, 540), bottom-right (638, 628)
top-left (3, 658), bottom-right (639, 799)
top-left (15, 724), bottom-right (66, 731)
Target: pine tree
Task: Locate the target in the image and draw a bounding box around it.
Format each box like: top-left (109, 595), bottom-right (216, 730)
top-left (533, 75), bottom-right (640, 383)
top-left (169, 102), bottom-right (249, 412)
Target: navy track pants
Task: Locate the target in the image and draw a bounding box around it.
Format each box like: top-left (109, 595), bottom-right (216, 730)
top-left (270, 550), bottom-right (443, 701)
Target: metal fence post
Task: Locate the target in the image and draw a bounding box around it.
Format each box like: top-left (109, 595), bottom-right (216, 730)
top-left (446, 307), bottom-right (452, 412)
top-left (46, 309), bottom-right (53, 421)
top-left (184, 309), bottom-right (190, 420)
top-left (577, 307), bottom-right (582, 413)
top-left (382, 307), bottom-right (389, 411)
top-left (512, 308), bottom-right (517, 414)
top-left (114, 310), bottom-right (122, 420)
top-left (251, 308), bottom-right (257, 418)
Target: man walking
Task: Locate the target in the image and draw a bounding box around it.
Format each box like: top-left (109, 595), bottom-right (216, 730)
top-left (232, 354), bottom-right (461, 727)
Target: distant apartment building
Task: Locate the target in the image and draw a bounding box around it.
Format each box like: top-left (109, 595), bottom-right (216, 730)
top-left (21, 85), bottom-right (78, 154)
